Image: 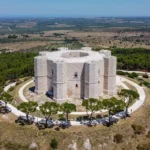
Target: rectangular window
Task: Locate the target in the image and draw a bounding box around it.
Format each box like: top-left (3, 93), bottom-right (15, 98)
top-left (74, 72), bottom-right (78, 78)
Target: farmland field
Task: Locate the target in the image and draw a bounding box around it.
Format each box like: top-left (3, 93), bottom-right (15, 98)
top-left (0, 17), bottom-right (150, 52)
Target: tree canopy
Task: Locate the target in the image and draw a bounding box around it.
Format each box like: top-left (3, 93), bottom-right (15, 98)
top-left (118, 89), bottom-right (139, 116)
top-left (103, 97), bottom-right (125, 115)
top-left (112, 48), bottom-right (150, 71)
top-left (17, 101), bottom-right (38, 120)
top-left (40, 102), bottom-right (59, 118)
top-left (102, 97), bottom-right (125, 125)
top-left (60, 102), bottom-right (76, 122)
top-left (40, 102), bottom-right (59, 127)
top-left (0, 48), bottom-right (150, 87)
top-left (0, 52), bottom-right (37, 85)
top-left (82, 98), bottom-right (103, 122)
top-left (0, 92), bottom-right (13, 106)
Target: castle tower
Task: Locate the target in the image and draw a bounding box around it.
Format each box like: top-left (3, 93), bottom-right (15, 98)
top-left (84, 60), bottom-right (99, 99)
top-left (97, 60), bottom-right (104, 96)
top-left (47, 59), bottom-right (54, 92)
top-left (53, 60), bottom-right (67, 102)
top-left (34, 55), bottom-right (48, 94)
top-left (100, 50), bottom-right (117, 96)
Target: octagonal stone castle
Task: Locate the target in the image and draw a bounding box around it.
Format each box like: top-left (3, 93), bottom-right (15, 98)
top-left (34, 47), bottom-right (117, 102)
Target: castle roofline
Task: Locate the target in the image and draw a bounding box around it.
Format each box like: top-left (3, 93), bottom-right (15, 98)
top-left (37, 47), bottom-right (111, 63)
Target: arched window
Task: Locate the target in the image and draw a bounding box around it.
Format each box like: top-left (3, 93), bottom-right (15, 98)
top-left (75, 84), bottom-right (78, 88)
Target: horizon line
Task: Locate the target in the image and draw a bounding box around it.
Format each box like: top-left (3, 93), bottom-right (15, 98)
top-left (0, 15), bottom-right (150, 19)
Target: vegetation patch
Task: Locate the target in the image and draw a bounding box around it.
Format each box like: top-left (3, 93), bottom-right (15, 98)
top-left (143, 74), bottom-right (149, 79)
top-left (146, 130), bottom-right (150, 138)
top-left (8, 86), bottom-right (15, 92)
top-left (50, 138), bottom-right (58, 150)
top-left (117, 71), bottom-right (139, 79)
top-left (0, 52), bottom-right (37, 86)
top-left (112, 48), bottom-right (150, 72)
top-left (137, 143), bottom-right (150, 150)
top-left (113, 134), bottom-right (123, 143)
top-left (131, 124), bottom-right (145, 135)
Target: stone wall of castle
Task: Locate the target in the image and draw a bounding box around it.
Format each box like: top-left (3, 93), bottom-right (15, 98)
top-left (34, 56), bottom-right (47, 94)
top-left (34, 48), bottom-right (117, 102)
top-left (100, 50), bottom-right (117, 96)
top-left (53, 60), bottom-right (68, 102)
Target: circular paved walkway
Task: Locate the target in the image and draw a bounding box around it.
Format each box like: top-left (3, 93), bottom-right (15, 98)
top-left (1, 75), bottom-right (146, 126)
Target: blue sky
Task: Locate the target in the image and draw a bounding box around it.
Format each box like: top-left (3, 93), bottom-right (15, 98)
top-left (0, 0), bottom-right (150, 17)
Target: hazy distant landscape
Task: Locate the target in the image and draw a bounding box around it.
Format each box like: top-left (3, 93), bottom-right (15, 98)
top-left (0, 17), bottom-right (150, 52)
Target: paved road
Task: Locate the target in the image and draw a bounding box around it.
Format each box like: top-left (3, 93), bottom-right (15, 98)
top-left (4, 82), bottom-right (16, 92)
top-left (118, 76), bottom-right (146, 113)
top-left (18, 80), bottom-right (33, 102)
top-left (1, 75), bottom-right (146, 126)
top-left (18, 76), bottom-right (129, 115)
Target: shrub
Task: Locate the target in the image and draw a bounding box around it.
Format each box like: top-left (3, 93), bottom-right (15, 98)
top-left (24, 77), bottom-right (30, 81)
top-left (8, 86), bottom-right (15, 92)
top-left (127, 72), bottom-right (139, 78)
top-left (146, 130), bottom-right (150, 138)
top-left (113, 134), bottom-right (123, 143)
top-left (143, 81), bottom-right (149, 86)
top-left (131, 124), bottom-right (145, 135)
top-left (137, 77), bottom-right (142, 80)
top-left (137, 143), bottom-right (150, 150)
top-left (128, 73), bottom-right (135, 78)
top-left (131, 72), bottom-right (139, 78)
top-left (143, 81), bottom-right (150, 88)
top-left (50, 138), bottom-right (58, 150)
top-left (8, 34), bottom-right (18, 39)
top-left (21, 34), bottom-right (29, 38)
top-left (143, 74), bottom-right (149, 78)
top-left (117, 71), bottom-right (127, 76)
top-left (147, 84), bottom-right (150, 88)
top-left (16, 80), bottom-right (23, 85)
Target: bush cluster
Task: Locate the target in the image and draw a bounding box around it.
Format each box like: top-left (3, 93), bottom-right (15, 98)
top-left (137, 143), bottom-right (150, 150)
top-left (143, 74), bottom-right (149, 78)
top-left (131, 124), bottom-right (145, 135)
top-left (7, 34), bottom-right (18, 39)
top-left (0, 52), bottom-right (37, 86)
top-left (16, 80), bottom-right (23, 85)
top-left (112, 48), bottom-right (150, 72)
top-left (50, 138), bottom-right (58, 150)
top-left (113, 134), bottom-right (123, 143)
top-left (146, 130), bottom-right (150, 138)
top-left (8, 86), bottom-right (15, 92)
top-left (117, 71), bottom-right (139, 79)
top-left (137, 78), bottom-right (150, 88)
